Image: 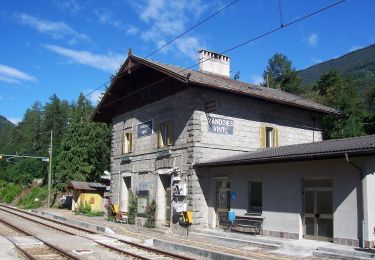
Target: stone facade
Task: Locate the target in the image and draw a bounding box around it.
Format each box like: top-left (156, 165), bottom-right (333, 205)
top-left (109, 86), bottom-right (324, 231)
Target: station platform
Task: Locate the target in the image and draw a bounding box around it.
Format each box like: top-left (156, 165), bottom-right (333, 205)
top-left (29, 207), bottom-right (375, 260)
top-left (0, 235), bottom-right (22, 260)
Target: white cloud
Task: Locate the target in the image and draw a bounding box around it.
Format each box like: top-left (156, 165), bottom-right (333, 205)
top-left (16, 13), bottom-right (90, 44)
top-left (349, 45), bottom-right (363, 52)
top-left (94, 9), bottom-right (139, 35)
top-left (85, 89), bottom-right (104, 104)
top-left (43, 44), bottom-right (124, 72)
top-left (126, 25), bottom-right (139, 35)
top-left (52, 0), bottom-right (83, 14)
top-left (251, 74), bottom-right (264, 85)
top-left (175, 37), bottom-right (200, 60)
top-left (0, 64), bottom-right (36, 84)
top-left (7, 117), bottom-right (21, 125)
top-left (307, 33), bottom-right (318, 47)
top-left (132, 0), bottom-right (211, 60)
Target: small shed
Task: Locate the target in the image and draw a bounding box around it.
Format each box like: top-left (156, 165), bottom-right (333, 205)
top-left (67, 181), bottom-right (106, 212)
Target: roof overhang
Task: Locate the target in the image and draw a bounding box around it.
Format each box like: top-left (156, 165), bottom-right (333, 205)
top-left (195, 149), bottom-right (375, 168)
top-left (92, 55), bottom-right (188, 123)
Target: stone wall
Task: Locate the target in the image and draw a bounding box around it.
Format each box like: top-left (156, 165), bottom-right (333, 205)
top-left (109, 87), bottom-right (325, 230)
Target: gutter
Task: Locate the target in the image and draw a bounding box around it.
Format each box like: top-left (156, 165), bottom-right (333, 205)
top-left (195, 149), bottom-right (375, 168)
top-left (345, 153), bottom-right (365, 248)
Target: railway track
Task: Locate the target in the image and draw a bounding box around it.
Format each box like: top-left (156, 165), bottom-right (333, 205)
top-left (0, 217), bottom-right (79, 260)
top-left (0, 204), bottom-right (194, 260)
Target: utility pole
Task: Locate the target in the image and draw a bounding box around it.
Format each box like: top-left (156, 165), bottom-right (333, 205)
top-left (48, 130), bottom-right (53, 208)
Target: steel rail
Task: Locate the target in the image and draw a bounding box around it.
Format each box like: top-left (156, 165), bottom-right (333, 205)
top-left (0, 217), bottom-right (79, 260)
top-left (0, 204), bottom-right (194, 260)
top-left (0, 219), bottom-right (37, 260)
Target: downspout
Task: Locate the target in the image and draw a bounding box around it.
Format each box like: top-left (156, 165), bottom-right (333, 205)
top-left (118, 172), bottom-right (121, 209)
top-left (345, 153), bottom-right (365, 248)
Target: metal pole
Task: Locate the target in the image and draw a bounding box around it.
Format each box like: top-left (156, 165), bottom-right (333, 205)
top-left (48, 130), bottom-right (53, 208)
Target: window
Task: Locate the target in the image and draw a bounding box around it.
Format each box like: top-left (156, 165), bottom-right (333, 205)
top-left (248, 181), bottom-right (262, 212)
top-left (260, 126), bottom-right (279, 148)
top-left (266, 127), bottom-right (274, 148)
top-left (157, 121), bottom-right (174, 148)
top-left (122, 131), bottom-right (133, 154)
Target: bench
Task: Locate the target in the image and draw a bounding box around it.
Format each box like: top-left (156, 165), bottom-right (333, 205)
top-left (229, 215), bottom-right (264, 235)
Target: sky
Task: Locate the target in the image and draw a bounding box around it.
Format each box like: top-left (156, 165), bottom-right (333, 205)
top-left (0, 0), bottom-right (374, 124)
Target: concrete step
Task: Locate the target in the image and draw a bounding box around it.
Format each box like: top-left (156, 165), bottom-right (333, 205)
top-left (314, 247), bottom-right (375, 260)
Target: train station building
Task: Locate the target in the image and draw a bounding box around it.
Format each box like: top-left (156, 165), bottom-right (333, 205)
top-left (92, 49), bottom-right (374, 248)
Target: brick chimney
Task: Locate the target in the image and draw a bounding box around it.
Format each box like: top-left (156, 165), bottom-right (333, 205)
top-left (198, 49), bottom-right (230, 77)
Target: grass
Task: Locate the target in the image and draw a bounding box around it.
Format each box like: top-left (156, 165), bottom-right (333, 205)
top-left (0, 184), bottom-right (22, 203)
top-left (17, 186), bottom-right (48, 209)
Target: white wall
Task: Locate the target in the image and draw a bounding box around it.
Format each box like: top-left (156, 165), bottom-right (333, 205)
top-left (199, 157), bottom-right (366, 242)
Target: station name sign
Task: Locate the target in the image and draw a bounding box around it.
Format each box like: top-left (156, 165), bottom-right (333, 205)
top-left (208, 117), bottom-right (234, 135)
top-left (137, 120), bottom-right (153, 138)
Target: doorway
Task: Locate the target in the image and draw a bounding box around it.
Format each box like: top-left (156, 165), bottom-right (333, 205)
top-left (303, 179), bottom-right (333, 241)
top-left (159, 175), bottom-right (171, 226)
top-left (120, 176), bottom-right (131, 212)
top-left (215, 179), bottom-right (231, 227)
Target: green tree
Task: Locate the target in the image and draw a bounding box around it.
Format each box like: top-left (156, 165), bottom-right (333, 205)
top-left (263, 53), bottom-right (302, 94)
top-left (313, 70), bottom-right (366, 139)
top-left (43, 94), bottom-right (70, 152)
top-left (54, 94), bottom-right (111, 190)
top-left (363, 86), bottom-right (375, 134)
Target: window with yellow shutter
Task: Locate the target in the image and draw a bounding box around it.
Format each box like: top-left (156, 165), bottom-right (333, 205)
top-left (122, 131), bottom-right (133, 154)
top-left (157, 121), bottom-right (174, 148)
top-left (260, 126), bottom-right (279, 148)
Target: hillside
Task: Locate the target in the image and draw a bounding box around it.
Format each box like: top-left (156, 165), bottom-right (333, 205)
top-left (0, 115), bottom-right (14, 133)
top-left (298, 44), bottom-right (375, 91)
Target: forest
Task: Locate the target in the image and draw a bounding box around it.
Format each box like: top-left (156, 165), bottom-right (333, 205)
top-left (0, 94), bottom-right (111, 193)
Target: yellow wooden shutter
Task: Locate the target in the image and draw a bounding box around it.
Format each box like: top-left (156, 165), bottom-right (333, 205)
top-left (273, 128), bottom-right (279, 147)
top-left (128, 132), bottom-right (133, 152)
top-left (167, 122), bottom-right (174, 146)
top-left (120, 130), bottom-right (125, 155)
top-left (157, 124), bottom-right (162, 148)
top-left (259, 126), bottom-right (266, 148)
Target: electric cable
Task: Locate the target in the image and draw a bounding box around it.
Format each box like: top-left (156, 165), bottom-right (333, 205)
top-left (82, 0), bottom-right (240, 101)
top-left (97, 0), bottom-right (346, 111)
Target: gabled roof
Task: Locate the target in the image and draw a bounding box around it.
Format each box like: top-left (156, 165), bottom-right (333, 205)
top-left (195, 135), bottom-right (375, 167)
top-left (67, 181), bottom-right (106, 191)
top-left (92, 55), bottom-right (339, 122)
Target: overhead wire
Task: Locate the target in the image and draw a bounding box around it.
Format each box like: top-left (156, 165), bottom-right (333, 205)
top-left (97, 0), bottom-right (346, 111)
top-left (82, 0), bottom-right (240, 102)
top-left (5, 1), bottom-right (348, 146)
top-left (22, 0), bottom-right (239, 147)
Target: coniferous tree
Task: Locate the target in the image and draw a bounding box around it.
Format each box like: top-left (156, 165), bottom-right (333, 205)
top-left (262, 53), bottom-right (302, 94)
top-left (54, 94), bottom-right (111, 190)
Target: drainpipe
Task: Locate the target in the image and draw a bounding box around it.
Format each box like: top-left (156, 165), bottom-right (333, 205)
top-left (345, 153), bottom-right (365, 248)
top-left (118, 172), bottom-right (122, 209)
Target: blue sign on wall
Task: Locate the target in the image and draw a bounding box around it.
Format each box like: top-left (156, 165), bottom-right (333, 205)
top-left (230, 191), bottom-right (237, 200)
top-left (137, 120), bottom-right (153, 138)
top-left (208, 117), bottom-right (234, 135)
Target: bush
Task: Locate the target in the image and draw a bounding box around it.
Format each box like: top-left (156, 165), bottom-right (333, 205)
top-left (0, 184), bottom-right (22, 203)
top-left (74, 201), bottom-right (104, 217)
top-left (145, 200), bottom-right (156, 228)
top-left (17, 186), bottom-right (48, 209)
top-left (128, 191), bottom-right (137, 224)
top-left (74, 201), bottom-right (92, 215)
